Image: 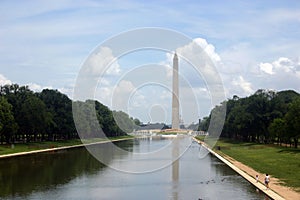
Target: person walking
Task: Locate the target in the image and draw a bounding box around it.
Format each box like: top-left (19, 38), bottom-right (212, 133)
top-left (255, 174), bottom-right (259, 183)
top-left (264, 174), bottom-right (270, 189)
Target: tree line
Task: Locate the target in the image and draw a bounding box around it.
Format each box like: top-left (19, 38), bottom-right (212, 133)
top-left (0, 84), bottom-right (135, 144)
top-left (200, 89), bottom-right (300, 148)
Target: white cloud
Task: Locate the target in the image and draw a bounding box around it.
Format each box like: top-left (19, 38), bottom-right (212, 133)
top-left (75, 46), bottom-right (121, 101)
top-left (259, 62), bottom-right (274, 74)
top-left (259, 57), bottom-right (300, 75)
top-left (27, 83), bottom-right (42, 91)
top-left (231, 76), bottom-right (254, 96)
top-left (58, 87), bottom-right (73, 98)
top-left (175, 38), bottom-right (224, 89)
top-left (273, 57), bottom-right (296, 73)
top-left (254, 57), bottom-right (300, 92)
top-left (27, 83), bottom-right (53, 92)
top-left (85, 46), bottom-right (121, 77)
top-left (161, 52), bottom-right (174, 79)
top-left (193, 38), bottom-right (221, 63)
top-left (111, 80), bottom-right (136, 111)
top-left (176, 38), bottom-right (221, 66)
top-left (159, 38), bottom-right (226, 123)
top-left (0, 74), bottom-right (57, 94)
top-left (0, 74), bottom-right (12, 85)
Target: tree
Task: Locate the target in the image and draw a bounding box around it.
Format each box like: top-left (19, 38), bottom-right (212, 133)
top-left (95, 101), bottom-right (125, 137)
top-left (133, 118), bottom-right (141, 126)
top-left (19, 95), bottom-right (52, 142)
top-left (2, 84), bottom-right (34, 142)
top-left (284, 98), bottom-right (300, 148)
top-left (198, 116), bottom-right (209, 132)
top-left (112, 111), bottom-right (141, 133)
top-left (73, 100), bottom-right (126, 139)
top-left (0, 83), bottom-right (134, 144)
top-left (39, 89), bottom-right (76, 140)
top-left (216, 89), bottom-right (300, 144)
top-left (269, 118), bottom-right (287, 145)
top-left (0, 97), bottom-right (18, 144)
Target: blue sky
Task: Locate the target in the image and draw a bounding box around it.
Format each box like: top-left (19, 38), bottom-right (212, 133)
top-left (1, 0), bottom-right (300, 125)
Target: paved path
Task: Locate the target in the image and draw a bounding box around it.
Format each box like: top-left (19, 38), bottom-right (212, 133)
top-left (0, 138), bottom-right (133, 159)
top-left (193, 138), bottom-right (285, 200)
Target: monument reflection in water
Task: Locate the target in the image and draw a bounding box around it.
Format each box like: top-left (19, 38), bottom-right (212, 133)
top-left (172, 136), bottom-right (179, 200)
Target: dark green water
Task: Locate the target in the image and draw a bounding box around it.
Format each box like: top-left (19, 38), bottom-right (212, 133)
top-left (0, 136), bottom-right (269, 199)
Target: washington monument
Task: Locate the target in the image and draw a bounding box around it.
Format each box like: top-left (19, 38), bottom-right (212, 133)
top-left (172, 53), bottom-right (180, 129)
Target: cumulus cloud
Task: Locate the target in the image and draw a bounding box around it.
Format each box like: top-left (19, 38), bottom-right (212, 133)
top-left (256, 57), bottom-right (300, 92)
top-left (259, 62), bottom-right (274, 74)
top-left (159, 38), bottom-right (226, 123)
top-left (27, 83), bottom-right (42, 91)
top-left (176, 38), bottom-right (221, 65)
top-left (58, 84), bottom-right (74, 98)
top-left (192, 38), bottom-right (221, 63)
top-left (84, 46), bottom-right (121, 77)
top-left (75, 46), bottom-right (121, 101)
top-left (160, 38), bottom-right (259, 121)
top-left (26, 83), bottom-right (53, 92)
top-left (259, 57), bottom-right (299, 75)
top-left (175, 38), bottom-right (224, 90)
top-left (161, 52), bottom-right (174, 79)
top-left (0, 74), bottom-right (57, 94)
top-left (0, 74), bottom-right (12, 85)
top-left (231, 76), bottom-right (254, 95)
top-left (273, 57), bottom-right (298, 73)
top-left (111, 80), bottom-right (136, 111)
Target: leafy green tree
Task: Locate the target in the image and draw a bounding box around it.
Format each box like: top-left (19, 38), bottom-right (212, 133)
top-left (39, 89), bottom-right (76, 140)
top-left (113, 111), bottom-right (140, 133)
top-left (0, 83), bottom-right (135, 144)
top-left (19, 95), bottom-right (52, 142)
top-left (219, 89), bottom-right (299, 144)
top-left (133, 118), bottom-right (141, 126)
top-left (269, 118), bottom-right (287, 145)
top-left (73, 100), bottom-right (126, 139)
top-left (1, 84), bottom-right (34, 142)
top-left (206, 102), bottom-right (226, 138)
top-left (73, 100), bottom-right (99, 139)
top-left (198, 116), bottom-right (209, 132)
top-left (95, 101), bottom-right (125, 137)
top-left (284, 98), bottom-right (300, 148)
top-left (245, 91), bottom-right (273, 142)
top-left (0, 97), bottom-right (18, 144)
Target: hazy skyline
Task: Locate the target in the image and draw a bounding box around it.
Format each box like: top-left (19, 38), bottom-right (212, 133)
top-left (1, 0), bottom-right (300, 125)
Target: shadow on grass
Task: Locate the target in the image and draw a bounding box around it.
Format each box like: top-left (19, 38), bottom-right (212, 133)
top-left (220, 139), bottom-right (264, 147)
top-left (277, 148), bottom-right (300, 154)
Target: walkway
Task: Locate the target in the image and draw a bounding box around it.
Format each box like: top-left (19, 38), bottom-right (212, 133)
top-left (0, 137), bottom-right (133, 159)
top-left (194, 138), bottom-right (285, 200)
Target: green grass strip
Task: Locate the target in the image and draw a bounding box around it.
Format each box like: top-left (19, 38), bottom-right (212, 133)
top-left (0, 135), bottom-right (134, 156)
top-left (196, 136), bottom-right (300, 191)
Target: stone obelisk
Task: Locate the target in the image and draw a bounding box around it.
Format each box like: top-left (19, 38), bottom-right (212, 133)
top-left (172, 53), bottom-right (179, 129)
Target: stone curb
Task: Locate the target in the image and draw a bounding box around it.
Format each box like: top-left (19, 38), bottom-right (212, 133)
top-left (0, 137), bottom-right (133, 159)
top-left (193, 138), bottom-right (285, 200)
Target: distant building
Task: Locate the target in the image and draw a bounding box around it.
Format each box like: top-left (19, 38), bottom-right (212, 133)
top-left (137, 123), bottom-right (167, 130)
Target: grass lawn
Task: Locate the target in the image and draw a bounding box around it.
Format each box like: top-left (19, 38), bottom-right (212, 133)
top-left (196, 136), bottom-right (300, 191)
top-left (0, 135), bottom-right (134, 156)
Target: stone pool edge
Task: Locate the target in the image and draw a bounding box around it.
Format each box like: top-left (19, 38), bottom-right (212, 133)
top-left (193, 137), bottom-right (285, 200)
top-left (0, 137), bottom-right (134, 159)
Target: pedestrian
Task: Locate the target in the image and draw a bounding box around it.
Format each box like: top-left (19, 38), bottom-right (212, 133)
top-left (255, 174), bottom-right (259, 183)
top-left (264, 174), bottom-right (270, 189)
